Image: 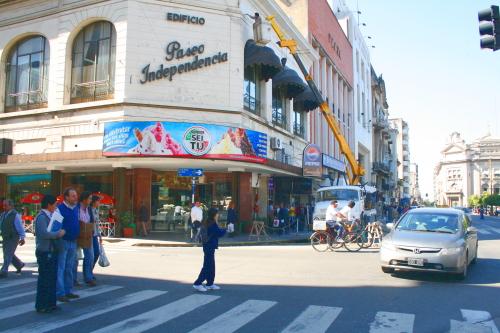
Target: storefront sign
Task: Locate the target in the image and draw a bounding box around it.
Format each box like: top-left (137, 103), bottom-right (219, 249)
top-left (303, 144), bottom-right (322, 177)
top-left (140, 40), bottom-right (228, 84)
top-left (178, 168), bottom-right (204, 177)
top-left (103, 121), bottom-right (267, 163)
top-left (167, 13), bottom-right (205, 25)
top-left (322, 154), bottom-right (346, 172)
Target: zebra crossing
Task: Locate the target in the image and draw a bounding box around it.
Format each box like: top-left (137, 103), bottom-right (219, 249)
top-left (0, 277), bottom-right (498, 333)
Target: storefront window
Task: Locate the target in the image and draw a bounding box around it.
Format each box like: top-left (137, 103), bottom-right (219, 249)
top-left (62, 172), bottom-right (113, 195)
top-left (7, 173), bottom-right (51, 211)
top-left (151, 172), bottom-right (233, 231)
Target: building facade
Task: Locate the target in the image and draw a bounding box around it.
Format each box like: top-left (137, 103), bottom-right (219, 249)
top-left (409, 163), bottom-right (422, 204)
top-left (0, 0), bottom-right (319, 230)
top-left (277, 0), bottom-right (355, 186)
top-left (434, 132), bottom-right (500, 207)
top-left (329, 0), bottom-right (372, 186)
top-left (389, 118), bottom-right (411, 200)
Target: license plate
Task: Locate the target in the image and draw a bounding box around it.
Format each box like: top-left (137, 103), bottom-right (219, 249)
top-left (408, 258), bottom-right (424, 266)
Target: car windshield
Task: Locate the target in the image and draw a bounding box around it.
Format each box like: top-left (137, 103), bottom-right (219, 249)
top-left (396, 212), bottom-right (460, 234)
top-left (317, 189), bottom-right (359, 202)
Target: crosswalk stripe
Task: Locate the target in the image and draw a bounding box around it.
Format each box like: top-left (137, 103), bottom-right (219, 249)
top-left (188, 299), bottom-right (277, 333)
top-left (369, 311), bottom-right (415, 333)
top-left (3, 289), bottom-right (167, 333)
top-left (281, 305), bottom-right (342, 333)
top-left (0, 290), bottom-right (36, 302)
top-left (91, 294), bottom-right (219, 333)
top-left (0, 284), bottom-right (121, 321)
top-left (478, 229), bottom-right (492, 235)
top-left (460, 309), bottom-right (499, 333)
top-left (450, 320), bottom-right (492, 333)
top-left (0, 278), bottom-right (36, 289)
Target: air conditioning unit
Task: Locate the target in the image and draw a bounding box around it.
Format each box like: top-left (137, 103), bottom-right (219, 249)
top-left (0, 138), bottom-right (13, 156)
top-left (270, 137), bottom-right (283, 150)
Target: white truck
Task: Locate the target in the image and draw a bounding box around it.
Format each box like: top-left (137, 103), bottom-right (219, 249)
top-left (313, 185), bottom-right (377, 222)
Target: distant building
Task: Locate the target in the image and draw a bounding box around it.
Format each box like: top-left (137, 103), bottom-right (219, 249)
top-left (389, 118), bottom-right (411, 200)
top-left (434, 132), bottom-right (500, 207)
top-left (409, 163), bottom-right (422, 204)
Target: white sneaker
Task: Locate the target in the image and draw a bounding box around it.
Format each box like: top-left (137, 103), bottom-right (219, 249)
top-left (193, 284), bottom-right (207, 292)
top-left (205, 284), bottom-right (221, 290)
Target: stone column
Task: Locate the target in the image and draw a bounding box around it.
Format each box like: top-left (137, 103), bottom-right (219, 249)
top-left (134, 168), bottom-right (152, 231)
top-left (0, 174), bottom-right (6, 199)
top-left (237, 172), bottom-right (253, 232)
top-left (113, 167), bottom-right (127, 221)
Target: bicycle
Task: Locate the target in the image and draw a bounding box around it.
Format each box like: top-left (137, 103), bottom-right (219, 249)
top-left (310, 220), bottom-right (358, 252)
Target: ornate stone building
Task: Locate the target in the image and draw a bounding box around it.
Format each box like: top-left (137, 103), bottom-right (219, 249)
top-left (434, 132), bottom-right (500, 207)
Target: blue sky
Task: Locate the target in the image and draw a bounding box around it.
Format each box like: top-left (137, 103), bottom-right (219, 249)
top-left (344, 0), bottom-right (500, 200)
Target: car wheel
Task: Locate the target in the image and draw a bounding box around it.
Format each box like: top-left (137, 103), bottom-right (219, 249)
top-left (455, 253), bottom-right (468, 280)
top-left (471, 243), bottom-right (478, 265)
top-left (381, 267), bottom-right (394, 274)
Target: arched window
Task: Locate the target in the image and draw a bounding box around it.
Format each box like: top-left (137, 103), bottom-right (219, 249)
top-left (71, 21), bottom-right (116, 103)
top-left (5, 36), bottom-right (49, 112)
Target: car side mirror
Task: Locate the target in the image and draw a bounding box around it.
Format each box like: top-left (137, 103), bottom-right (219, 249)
top-left (386, 223), bottom-right (394, 230)
top-left (467, 227), bottom-right (477, 234)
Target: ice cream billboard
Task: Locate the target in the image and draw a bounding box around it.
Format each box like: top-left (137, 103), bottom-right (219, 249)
top-left (103, 121), bottom-right (268, 163)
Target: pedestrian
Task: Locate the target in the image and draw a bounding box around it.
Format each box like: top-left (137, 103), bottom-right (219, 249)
top-left (77, 191), bottom-right (97, 287)
top-left (90, 195), bottom-right (102, 269)
top-left (278, 203), bottom-right (289, 234)
top-left (226, 201), bottom-right (237, 237)
top-left (0, 199), bottom-right (26, 278)
top-left (193, 207), bottom-right (226, 292)
top-left (480, 206), bottom-right (484, 220)
top-left (34, 194), bottom-right (66, 313)
top-left (138, 201), bottom-right (149, 236)
top-left (325, 200), bottom-right (342, 227)
top-left (190, 201), bottom-right (203, 242)
top-left (56, 187), bottom-right (80, 302)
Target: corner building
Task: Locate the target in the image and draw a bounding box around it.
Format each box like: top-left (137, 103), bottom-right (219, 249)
top-left (0, 0), bottom-right (318, 231)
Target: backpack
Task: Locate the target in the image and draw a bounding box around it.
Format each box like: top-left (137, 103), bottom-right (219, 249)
top-left (197, 224), bottom-right (209, 244)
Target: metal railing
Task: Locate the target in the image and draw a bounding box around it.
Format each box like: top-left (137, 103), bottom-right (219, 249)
top-left (244, 93), bottom-right (260, 114)
top-left (71, 80), bottom-right (113, 103)
top-left (272, 109), bottom-right (287, 130)
top-left (293, 122), bottom-right (304, 137)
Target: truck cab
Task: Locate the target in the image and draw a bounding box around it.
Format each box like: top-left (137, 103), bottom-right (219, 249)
top-left (313, 185), bottom-right (377, 222)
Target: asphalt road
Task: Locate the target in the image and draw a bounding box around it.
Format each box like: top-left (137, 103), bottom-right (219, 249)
top-left (1, 215), bottom-right (499, 333)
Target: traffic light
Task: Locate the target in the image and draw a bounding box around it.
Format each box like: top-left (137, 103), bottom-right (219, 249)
top-left (478, 5), bottom-right (499, 51)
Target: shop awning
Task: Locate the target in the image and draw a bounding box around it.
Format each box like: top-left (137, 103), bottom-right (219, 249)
top-left (272, 58), bottom-right (307, 99)
top-left (293, 86), bottom-right (320, 112)
top-left (244, 39), bottom-right (282, 81)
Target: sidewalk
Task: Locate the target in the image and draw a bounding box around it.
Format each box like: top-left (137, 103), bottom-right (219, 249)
top-left (103, 231), bottom-right (311, 248)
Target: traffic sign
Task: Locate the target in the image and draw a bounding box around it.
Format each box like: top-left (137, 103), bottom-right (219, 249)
top-left (177, 168), bottom-right (204, 177)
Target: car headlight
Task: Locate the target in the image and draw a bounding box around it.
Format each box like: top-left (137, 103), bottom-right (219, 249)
top-left (381, 242), bottom-right (397, 251)
top-left (441, 247), bottom-right (463, 255)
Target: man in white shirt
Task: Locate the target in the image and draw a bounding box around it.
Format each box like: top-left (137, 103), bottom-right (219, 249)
top-left (190, 202), bottom-right (203, 242)
top-left (338, 200), bottom-right (356, 223)
top-left (325, 200), bottom-right (342, 227)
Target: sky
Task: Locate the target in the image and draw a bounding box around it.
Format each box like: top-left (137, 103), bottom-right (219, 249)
top-left (344, 0), bottom-right (500, 201)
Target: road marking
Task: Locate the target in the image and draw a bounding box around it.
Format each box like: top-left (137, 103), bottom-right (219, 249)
top-left (0, 284), bottom-right (121, 320)
top-left (450, 320), bottom-right (492, 333)
top-left (369, 311), bottom-right (415, 333)
top-left (189, 299), bottom-right (277, 333)
top-left (0, 277), bottom-right (36, 289)
top-left (281, 305), bottom-right (342, 333)
top-left (0, 290), bottom-right (36, 302)
top-left (3, 289), bottom-right (166, 333)
top-left (478, 229), bottom-right (492, 235)
top-left (91, 294), bottom-right (219, 333)
top-left (456, 309), bottom-right (499, 333)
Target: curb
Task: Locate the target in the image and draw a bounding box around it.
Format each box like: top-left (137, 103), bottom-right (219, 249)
top-left (131, 238), bottom-right (309, 248)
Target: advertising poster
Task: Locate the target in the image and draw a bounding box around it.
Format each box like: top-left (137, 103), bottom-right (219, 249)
top-left (103, 121), bottom-right (267, 163)
top-left (303, 144), bottom-right (322, 177)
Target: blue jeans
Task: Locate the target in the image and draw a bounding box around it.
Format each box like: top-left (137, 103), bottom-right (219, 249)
top-left (93, 236), bottom-right (100, 267)
top-left (57, 240), bottom-right (77, 297)
top-left (83, 244), bottom-right (94, 283)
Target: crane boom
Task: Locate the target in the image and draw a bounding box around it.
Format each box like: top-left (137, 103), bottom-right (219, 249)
top-left (266, 15), bottom-right (365, 185)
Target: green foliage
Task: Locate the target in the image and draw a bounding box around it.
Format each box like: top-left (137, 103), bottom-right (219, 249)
top-left (119, 211), bottom-right (135, 227)
top-left (468, 195), bottom-right (481, 207)
top-left (483, 194), bottom-right (500, 206)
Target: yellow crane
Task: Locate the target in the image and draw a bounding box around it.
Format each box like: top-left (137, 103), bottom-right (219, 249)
top-left (266, 15), bottom-right (365, 185)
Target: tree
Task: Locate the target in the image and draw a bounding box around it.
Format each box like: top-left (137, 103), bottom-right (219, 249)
top-left (484, 194), bottom-right (500, 207)
top-left (468, 195), bottom-right (481, 207)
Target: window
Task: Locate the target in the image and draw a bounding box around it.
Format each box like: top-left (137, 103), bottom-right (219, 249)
top-left (293, 109), bottom-right (304, 138)
top-left (71, 21), bottom-right (116, 104)
top-left (272, 87), bottom-right (287, 129)
top-left (243, 65), bottom-right (260, 114)
top-left (5, 36), bottom-right (49, 112)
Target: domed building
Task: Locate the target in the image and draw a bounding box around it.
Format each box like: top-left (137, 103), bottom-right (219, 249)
top-left (434, 132), bottom-right (500, 207)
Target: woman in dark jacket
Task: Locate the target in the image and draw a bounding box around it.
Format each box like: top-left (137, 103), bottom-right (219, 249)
top-left (193, 208), bottom-right (226, 292)
top-left (34, 194), bottom-right (66, 313)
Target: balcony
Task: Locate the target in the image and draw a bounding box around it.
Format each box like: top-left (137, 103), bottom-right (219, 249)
top-left (373, 161), bottom-right (390, 175)
top-left (373, 114), bottom-right (389, 130)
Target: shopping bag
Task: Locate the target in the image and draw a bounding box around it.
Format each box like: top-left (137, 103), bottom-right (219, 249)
top-left (227, 223), bottom-right (235, 233)
top-left (273, 219), bottom-right (280, 227)
top-left (98, 243), bottom-right (110, 267)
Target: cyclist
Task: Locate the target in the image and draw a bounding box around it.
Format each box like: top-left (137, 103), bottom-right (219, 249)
top-left (334, 201), bottom-right (357, 238)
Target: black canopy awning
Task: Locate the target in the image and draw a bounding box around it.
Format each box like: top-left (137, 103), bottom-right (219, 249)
top-left (293, 86), bottom-right (320, 112)
top-left (244, 40), bottom-right (282, 81)
top-left (272, 58), bottom-right (307, 99)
